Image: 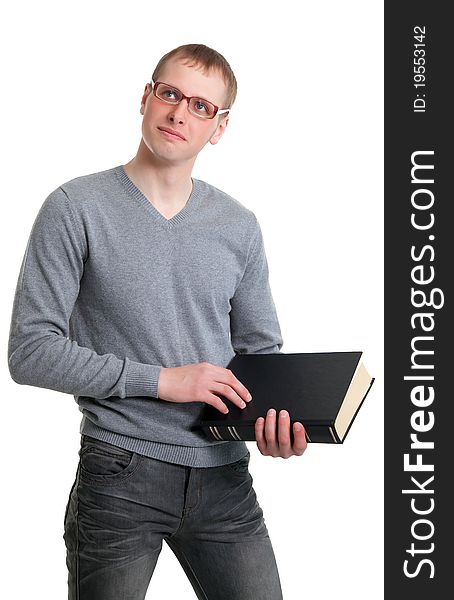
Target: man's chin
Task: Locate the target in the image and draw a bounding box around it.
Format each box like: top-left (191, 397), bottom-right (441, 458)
top-left (149, 148), bottom-right (197, 168)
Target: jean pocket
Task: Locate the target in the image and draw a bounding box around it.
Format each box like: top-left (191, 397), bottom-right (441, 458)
top-left (79, 436), bottom-right (141, 485)
top-left (224, 452), bottom-right (251, 476)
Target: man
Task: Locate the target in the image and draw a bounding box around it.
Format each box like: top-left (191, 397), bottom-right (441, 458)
top-left (8, 43), bottom-right (307, 599)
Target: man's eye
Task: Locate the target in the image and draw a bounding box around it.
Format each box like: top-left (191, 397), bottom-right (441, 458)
top-left (163, 89), bottom-right (178, 99)
top-left (194, 100), bottom-right (208, 112)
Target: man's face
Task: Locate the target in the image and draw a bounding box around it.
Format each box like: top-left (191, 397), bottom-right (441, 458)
top-left (139, 58), bottom-right (229, 167)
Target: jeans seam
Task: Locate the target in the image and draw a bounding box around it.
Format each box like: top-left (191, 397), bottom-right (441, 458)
top-left (75, 464), bottom-right (80, 600)
top-left (80, 447), bottom-right (133, 460)
top-left (166, 538), bottom-right (209, 600)
top-left (79, 453), bottom-right (143, 487)
top-left (172, 471), bottom-right (201, 535)
top-left (184, 470), bottom-right (202, 516)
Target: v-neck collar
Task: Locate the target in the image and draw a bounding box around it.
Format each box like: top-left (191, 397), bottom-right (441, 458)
top-left (114, 164), bottom-right (203, 229)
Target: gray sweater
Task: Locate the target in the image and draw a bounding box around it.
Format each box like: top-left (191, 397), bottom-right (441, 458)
top-left (8, 165), bottom-right (283, 467)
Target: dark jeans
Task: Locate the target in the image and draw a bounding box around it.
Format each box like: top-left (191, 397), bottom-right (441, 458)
top-left (63, 435), bottom-right (283, 600)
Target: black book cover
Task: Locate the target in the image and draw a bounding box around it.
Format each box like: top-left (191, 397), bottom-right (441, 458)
top-left (198, 352), bottom-right (374, 443)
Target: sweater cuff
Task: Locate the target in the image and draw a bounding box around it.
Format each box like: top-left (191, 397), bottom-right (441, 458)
top-left (125, 359), bottom-right (161, 398)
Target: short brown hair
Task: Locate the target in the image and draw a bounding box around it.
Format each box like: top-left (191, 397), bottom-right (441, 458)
top-left (151, 44), bottom-right (237, 109)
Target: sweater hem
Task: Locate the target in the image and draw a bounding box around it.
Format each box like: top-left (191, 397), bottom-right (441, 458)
top-left (80, 420), bottom-right (249, 468)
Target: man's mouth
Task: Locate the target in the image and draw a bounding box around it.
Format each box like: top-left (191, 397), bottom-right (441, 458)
top-left (157, 127), bottom-right (186, 141)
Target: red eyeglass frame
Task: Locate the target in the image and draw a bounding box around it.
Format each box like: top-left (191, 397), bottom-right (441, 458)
top-left (151, 81), bottom-right (230, 119)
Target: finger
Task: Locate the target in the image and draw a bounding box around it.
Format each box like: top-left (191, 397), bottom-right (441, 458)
top-left (211, 382), bottom-right (248, 410)
top-left (277, 410), bottom-right (292, 455)
top-left (292, 422), bottom-right (308, 455)
top-left (255, 417), bottom-right (269, 455)
top-left (206, 392), bottom-right (230, 414)
top-left (264, 408), bottom-right (278, 450)
top-left (221, 368), bottom-right (252, 403)
top-left (200, 363), bottom-right (250, 403)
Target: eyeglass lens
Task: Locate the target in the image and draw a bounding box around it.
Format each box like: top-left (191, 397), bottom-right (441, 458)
top-left (155, 83), bottom-right (217, 118)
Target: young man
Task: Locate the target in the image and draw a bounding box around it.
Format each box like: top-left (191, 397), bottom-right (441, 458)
top-left (8, 44), bottom-right (307, 599)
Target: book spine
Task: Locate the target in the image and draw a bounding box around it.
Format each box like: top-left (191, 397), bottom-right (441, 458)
top-left (201, 424), bottom-right (341, 444)
top-left (203, 424), bottom-right (250, 441)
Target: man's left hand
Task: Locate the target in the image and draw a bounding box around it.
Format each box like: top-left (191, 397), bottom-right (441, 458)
top-left (255, 409), bottom-right (307, 458)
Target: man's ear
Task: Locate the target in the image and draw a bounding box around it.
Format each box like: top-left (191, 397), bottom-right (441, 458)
top-left (209, 115), bottom-right (229, 145)
top-left (140, 83), bottom-right (152, 115)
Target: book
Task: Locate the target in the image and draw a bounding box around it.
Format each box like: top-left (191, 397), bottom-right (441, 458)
top-left (198, 352), bottom-right (374, 444)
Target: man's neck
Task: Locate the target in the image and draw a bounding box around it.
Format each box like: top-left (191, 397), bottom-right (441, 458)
top-left (123, 144), bottom-right (195, 219)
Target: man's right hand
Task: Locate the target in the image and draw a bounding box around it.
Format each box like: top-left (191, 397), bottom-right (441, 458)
top-left (157, 362), bottom-right (252, 414)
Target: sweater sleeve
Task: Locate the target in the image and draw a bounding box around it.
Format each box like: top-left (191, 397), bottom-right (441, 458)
top-left (229, 216), bottom-right (283, 355)
top-left (7, 187), bottom-right (161, 399)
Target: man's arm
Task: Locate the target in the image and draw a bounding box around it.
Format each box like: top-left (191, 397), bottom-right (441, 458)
top-left (229, 216), bottom-right (283, 355)
top-left (229, 215), bottom-right (307, 458)
top-left (7, 187), bottom-right (160, 400)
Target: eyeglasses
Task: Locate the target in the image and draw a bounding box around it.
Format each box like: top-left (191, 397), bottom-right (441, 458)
top-left (151, 81), bottom-right (230, 120)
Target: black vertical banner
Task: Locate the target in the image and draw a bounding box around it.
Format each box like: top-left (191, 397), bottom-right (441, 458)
top-left (386, 2), bottom-right (451, 597)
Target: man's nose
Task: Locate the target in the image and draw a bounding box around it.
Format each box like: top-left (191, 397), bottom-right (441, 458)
top-left (168, 100), bottom-right (188, 124)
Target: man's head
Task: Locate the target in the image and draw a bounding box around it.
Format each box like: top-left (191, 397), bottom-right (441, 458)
top-left (138, 44), bottom-right (237, 168)
top-left (152, 44), bottom-right (237, 109)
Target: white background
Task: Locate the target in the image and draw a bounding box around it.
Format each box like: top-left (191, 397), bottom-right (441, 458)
top-left (1, 1), bottom-right (383, 598)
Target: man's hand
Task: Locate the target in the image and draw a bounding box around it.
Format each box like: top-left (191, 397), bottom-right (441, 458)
top-left (157, 362), bottom-right (252, 414)
top-left (255, 409), bottom-right (308, 458)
